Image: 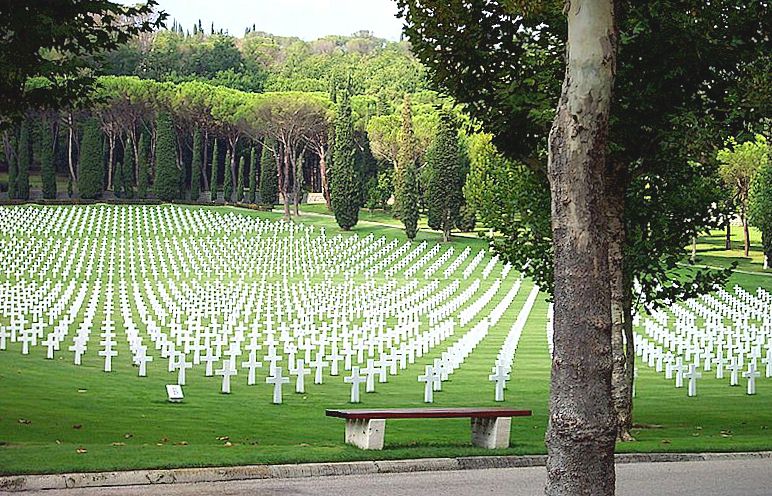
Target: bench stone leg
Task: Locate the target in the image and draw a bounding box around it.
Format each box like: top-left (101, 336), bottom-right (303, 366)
top-left (344, 418), bottom-right (386, 450)
top-left (471, 417), bottom-right (511, 449)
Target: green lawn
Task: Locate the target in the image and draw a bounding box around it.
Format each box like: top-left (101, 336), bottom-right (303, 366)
top-left (693, 227), bottom-right (770, 274)
top-left (0, 204), bottom-right (770, 476)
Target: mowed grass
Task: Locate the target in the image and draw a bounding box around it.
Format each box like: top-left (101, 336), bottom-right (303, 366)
top-left (0, 204), bottom-right (771, 475)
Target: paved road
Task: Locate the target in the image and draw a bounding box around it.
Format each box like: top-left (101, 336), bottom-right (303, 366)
top-left (7, 459), bottom-right (772, 496)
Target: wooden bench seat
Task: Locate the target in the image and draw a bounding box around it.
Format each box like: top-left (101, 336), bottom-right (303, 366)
top-left (326, 407), bottom-right (532, 450)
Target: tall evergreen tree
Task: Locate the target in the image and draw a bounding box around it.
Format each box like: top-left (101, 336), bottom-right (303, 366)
top-left (748, 136), bottom-right (772, 269)
top-left (153, 112), bottom-right (180, 201)
top-left (191, 129), bottom-right (202, 201)
top-left (259, 142), bottom-right (278, 205)
top-left (78, 118), bottom-right (104, 199)
top-left (123, 136), bottom-right (135, 199)
top-left (115, 160), bottom-right (124, 197)
top-left (137, 134), bottom-right (149, 198)
top-left (330, 88), bottom-right (359, 230)
top-left (210, 139), bottom-right (219, 201)
top-left (17, 118), bottom-right (30, 200)
top-left (396, 94), bottom-right (418, 237)
top-left (223, 149), bottom-right (233, 201)
top-left (248, 146), bottom-right (257, 204)
top-left (236, 154), bottom-right (246, 202)
top-left (426, 110), bottom-right (465, 242)
top-left (7, 131), bottom-right (17, 199)
top-left (39, 122), bottom-right (56, 199)
top-left (402, 157), bottom-right (420, 240)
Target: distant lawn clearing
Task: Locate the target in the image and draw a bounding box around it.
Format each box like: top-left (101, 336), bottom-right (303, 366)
top-left (0, 204), bottom-right (770, 475)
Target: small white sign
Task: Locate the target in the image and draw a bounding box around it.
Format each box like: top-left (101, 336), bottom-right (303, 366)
top-left (166, 384), bottom-right (184, 403)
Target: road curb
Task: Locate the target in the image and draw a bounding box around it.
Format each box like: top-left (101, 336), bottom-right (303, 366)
top-left (1, 451), bottom-right (770, 492)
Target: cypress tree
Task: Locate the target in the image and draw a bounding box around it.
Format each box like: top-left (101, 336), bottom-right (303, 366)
top-left (123, 137), bottom-right (135, 199)
top-left (7, 130), bottom-right (17, 199)
top-left (223, 149), bottom-right (233, 202)
top-left (40, 123), bottom-right (57, 199)
top-left (395, 95), bottom-right (416, 219)
top-left (137, 134), bottom-right (149, 198)
top-left (402, 158), bottom-right (420, 240)
top-left (78, 118), bottom-right (104, 199)
top-left (330, 88), bottom-right (359, 230)
top-left (426, 110), bottom-right (465, 242)
top-left (115, 161), bottom-right (124, 198)
top-left (248, 146), bottom-right (257, 204)
top-left (210, 139), bottom-right (219, 201)
top-left (396, 94), bottom-right (419, 238)
top-left (191, 129), bottom-right (202, 201)
top-left (17, 119), bottom-right (30, 200)
top-left (259, 142), bottom-right (278, 205)
top-left (153, 112), bottom-right (180, 201)
top-left (236, 154), bottom-right (246, 202)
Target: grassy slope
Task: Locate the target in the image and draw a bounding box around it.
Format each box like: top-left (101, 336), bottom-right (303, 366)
top-left (0, 204), bottom-right (770, 475)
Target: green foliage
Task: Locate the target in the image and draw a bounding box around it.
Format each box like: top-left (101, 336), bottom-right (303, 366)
top-left (39, 122), bottom-right (56, 199)
top-left (330, 90), bottom-right (360, 230)
top-left (365, 169), bottom-right (394, 211)
top-left (426, 110), bottom-right (466, 241)
top-left (465, 133), bottom-right (553, 289)
top-left (395, 94), bottom-right (420, 237)
top-left (248, 147), bottom-right (257, 204)
top-left (210, 139), bottom-right (219, 201)
top-left (0, 1), bottom-right (164, 128)
top-left (153, 112), bottom-right (180, 201)
top-left (7, 131), bottom-right (18, 198)
top-left (78, 119), bottom-right (104, 199)
top-left (401, 158), bottom-right (420, 240)
top-left (236, 155), bottom-right (246, 202)
top-left (748, 136), bottom-right (772, 264)
top-left (122, 140), bottom-right (134, 199)
top-left (718, 134), bottom-right (767, 217)
top-left (191, 129), bottom-right (202, 201)
top-left (16, 119), bottom-right (30, 200)
top-left (137, 134), bottom-right (149, 198)
top-left (223, 150), bottom-right (233, 202)
top-left (259, 143), bottom-right (278, 205)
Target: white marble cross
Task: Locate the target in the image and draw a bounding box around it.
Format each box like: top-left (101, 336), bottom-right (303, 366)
top-left (743, 362), bottom-right (761, 395)
top-left (418, 365), bottom-right (435, 403)
top-left (216, 361), bottom-right (237, 394)
top-left (344, 366), bottom-right (366, 403)
top-left (489, 365), bottom-right (510, 402)
top-left (241, 351), bottom-right (263, 385)
top-left (293, 359), bottom-right (310, 393)
top-left (266, 367), bottom-right (290, 404)
top-left (684, 364), bottom-right (702, 397)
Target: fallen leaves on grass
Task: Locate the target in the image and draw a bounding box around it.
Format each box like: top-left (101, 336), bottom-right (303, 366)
top-left (124, 433), bottom-right (133, 439)
top-left (216, 436), bottom-right (230, 441)
top-left (111, 442), bottom-right (126, 447)
top-left (720, 430), bottom-right (733, 438)
top-left (661, 439), bottom-right (671, 445)
top-left (73, 424), bottom-right (82, 430)
top-left (18, 418), bottom-right (31, 424)
top-left (77, 389), bottom-right (87, 393)
top-left (223, 441), bottom-right (233, 447)
top-left (174, 441), bottom-right (189, 446)
top-left (76, 447), bottom-right (87, 454)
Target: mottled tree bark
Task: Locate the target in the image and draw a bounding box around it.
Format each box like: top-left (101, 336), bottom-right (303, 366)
top-left (607, 175), bottom-right (634, 442)
top-left (545, 0), bottom-right (619, 494)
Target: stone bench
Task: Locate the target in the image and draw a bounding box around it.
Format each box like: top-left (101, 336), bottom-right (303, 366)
top-left (326, 407), bottom-right (532, 450)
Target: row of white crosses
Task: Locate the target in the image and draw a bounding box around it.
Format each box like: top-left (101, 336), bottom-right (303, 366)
top-left (634, 285), bottom-right (770, 397)
top-left (1, 204), bottom-right (530, 406)
top-left (490, 284), bottom-right (541, 401)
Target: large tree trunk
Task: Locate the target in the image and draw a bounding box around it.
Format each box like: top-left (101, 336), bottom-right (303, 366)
top-left (545, 0), bottom-right (619, 494)
top-left (725, 221), bottom-right (732, 250)
top-left (67, 113), bottom-right (77, 182)
top-left (201, 130), bottom-right (210, 192)
top-left (107, 133), bottom-right (115, 191)
top-left (607, 177), bottom-right (633, 442)
top-left (742, 214), bottom-right (750, 257)
top-left (318, 149), bottom-right (331, 209)
top-left (281, 142), bottom-right (291, 218)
